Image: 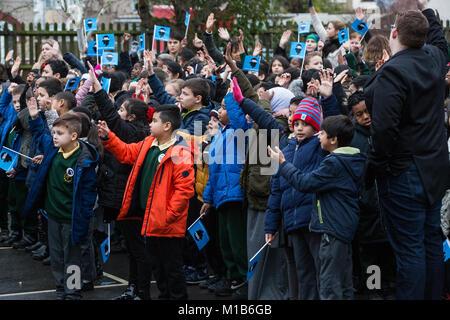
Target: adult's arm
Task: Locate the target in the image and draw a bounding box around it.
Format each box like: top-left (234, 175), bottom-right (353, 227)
top-left (422, 8), bottom-right (448, 59)
top-left (63, 52), bottom-right (88, 74)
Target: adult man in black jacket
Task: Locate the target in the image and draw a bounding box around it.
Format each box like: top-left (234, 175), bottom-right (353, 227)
top-left (364, 0), bottom-right (449, 300)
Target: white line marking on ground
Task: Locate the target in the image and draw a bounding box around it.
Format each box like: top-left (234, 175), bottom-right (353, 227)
top-left (102, 272), bottom-right (128, 285)
top-left (0, 273), bottom-right (130, 298)
top-left (0, 247), bottom-right (12, 250)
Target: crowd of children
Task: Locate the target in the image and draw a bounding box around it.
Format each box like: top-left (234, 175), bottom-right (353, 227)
top-left (0, 0), bottom-right (449, 301)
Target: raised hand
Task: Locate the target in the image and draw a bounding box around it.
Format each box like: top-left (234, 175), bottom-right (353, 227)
top-left (206, 13), bottom-right (216, 33)
top-left (5, 50), bottom-right (14, 64)
top-left (181, 37), bottom-right (188, 48)
top-left (258, 88), bottom-right (275, 101)
top-left (28, 97), bottom-right (40, 120)
top-left (334, 69), bottom-right (349, 84)
top-left (318, 69), bottom-right (333, 98)
top-left (7, 82), bottom-right (18, 94)
top-left (87, 61), bottom-right (102, 92)
top-left (193, 33), bottom-right (204, 48)
top-left (223, 42), bottom-right (238, 72)
top-left (218, 27), bottom-right (230, 41)
top-left (231, 77), bottom-right (244, 103)
top-left (355, 7), bottom-right (365, 21)
top-left (416, 0), bottom-right (429, 11)
top-left (279, 30), bottom-right (292, 49)
top-left (278, 73), bottom-right (291, 87)
top-left (11, 56), bottom-right (21, 78)
top-left (143, 50), bottom-right (154, 75)
top-left (97, 120), bottom-right (110, 139)
top-left (253, 39), bottom-right (263, 57)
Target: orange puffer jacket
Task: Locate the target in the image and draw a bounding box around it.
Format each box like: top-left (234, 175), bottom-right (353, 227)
top-left (102, 131), bottom-right (195, 238)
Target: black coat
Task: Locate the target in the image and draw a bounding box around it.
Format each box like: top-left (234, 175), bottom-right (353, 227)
top-left (364, 8), bottom-right (449, 206)
top-left (94, 89), bottom-right (150, 212)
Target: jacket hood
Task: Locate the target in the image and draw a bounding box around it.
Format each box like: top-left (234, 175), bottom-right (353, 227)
top-left (331, 147), bottom-right (366, 183)
top-left (78, 139), bottom-right (99, 167)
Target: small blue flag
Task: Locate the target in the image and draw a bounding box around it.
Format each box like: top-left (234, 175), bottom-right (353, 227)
top-left (338, 29), bottom-right (349, 44)
top-left (138, 34), bottom-right (145, 52)
top-left (350, 19), bottom-right (369, 36)
top-left (188, 219), bottom-right (210, 251)
top-left (101, 77), bottom-right (111, 93)
top-left (185, 11), bottom-right (191, 27)
top-left (97, 34), bottom-right (115, 50)
top-left (65, 77), bottom-right (81, 91)
top-left (84, 18), bottom-right (97, 32)
top-left (87, 41), bottom-right (103, 57)
top-left (289, 42), bottom-right (307, 59)
top-left (298, 22), bottom-right (311, 34)
top-left (211, 75), bottom-right (216, 83)
top-left (101, 51), bottom-right (118, 66)
top-left (444, 239), bottom-right (450, 262)
top-left (242, 56), bottom-right (261, 72)
top-left (100, 236), bottom-right (110, 264)
top-left (154, 26), bottom-right (171, 42)
top-left (0, 147), bottom-right (18, 173)
top-left (247, 250), bottom-right (263, 281)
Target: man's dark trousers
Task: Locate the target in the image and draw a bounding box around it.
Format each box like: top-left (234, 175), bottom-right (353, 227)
top-left (377, 163), bottom-right (444, 300)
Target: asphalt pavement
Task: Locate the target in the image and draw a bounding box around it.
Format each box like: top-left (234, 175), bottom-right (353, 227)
top-left (0, 244), bottom-right (228, 300)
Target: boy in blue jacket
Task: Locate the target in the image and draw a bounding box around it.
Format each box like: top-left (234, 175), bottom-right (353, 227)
top-left (200, 90), bottom-right (249, 298)
top-left (268, 114), bottom-right (366, 300)
top-left (265, 97), bottom-right (326, 300)
top-left (23, 100), bottom-right (98, 300)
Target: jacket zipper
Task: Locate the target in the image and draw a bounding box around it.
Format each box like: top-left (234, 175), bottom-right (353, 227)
top-left (144, 159), bottom-right (166, 237)
top-left (317, 199), bottom-right (323, 224)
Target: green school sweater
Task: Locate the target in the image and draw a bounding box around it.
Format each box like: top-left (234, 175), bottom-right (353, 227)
top-left (139, 138), bottom-right (175, 211)
top-left (45, 146), bottom-right (81, 224)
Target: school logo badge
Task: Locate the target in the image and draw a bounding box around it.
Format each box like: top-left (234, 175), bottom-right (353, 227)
top-left (158, 153), bottom-right (165, 163)
top-left (64, 167), bottom-right (74, 183)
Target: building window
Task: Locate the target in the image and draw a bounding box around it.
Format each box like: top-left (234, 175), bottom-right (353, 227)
top-left (131, 0), bottom-right (138, 14)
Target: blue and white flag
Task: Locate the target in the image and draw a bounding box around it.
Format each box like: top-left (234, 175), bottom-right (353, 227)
top-left (338, 29), bottom-right (349, 44)
top-left (289, 42), bottom-right (306, 59)
top-left (188, 219), bottom-right (210, 251)
top-left (185, 11), bottom-right (191, 27)
top-left (154, 26), bottom-right (171, 42)
top-left (350, 19), bottom-right (369, 36)
top-left (101, 77), bottom-right (111, 93)
top-left (87, 41), bottom-right (103, 57)
top-left (97, 34), bottom-right (115, 50)
top-left (101, 51), bottom-right (118, 65)
top-left (242, 56), bottom-right (261, 72)
top-left (0, 147), bottom-right (18, 173)
top-left (444, 239), bottom-right (450, 262)
top-left (100, 224), bottom-right (111, 264)
top-left (65, 77), bottom-right (81, 91)
top-left (84, 18), bottom-right (97, 32)
top-left (139, 34), bottom-right (145, 52)
top-left (298, 22), bottom-right (311, 34)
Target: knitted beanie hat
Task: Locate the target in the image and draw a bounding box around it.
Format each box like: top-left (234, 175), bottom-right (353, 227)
top-left (209, 109), bottom-right (219, 120)
top-left (306, 34), bottom-right (320, 43)
top-left (292, 97), bottom-right (322, 132)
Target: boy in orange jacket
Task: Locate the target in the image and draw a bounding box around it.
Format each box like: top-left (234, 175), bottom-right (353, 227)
top-left (98, 104), bottom-right (195, 300)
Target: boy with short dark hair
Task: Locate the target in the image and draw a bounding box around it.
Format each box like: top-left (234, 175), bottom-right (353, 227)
top-left (98, 104), bottom-right (195, 300)
top-left (41, 59), bottom-right (69, 79)
top-left (24, 105), bottom-right (98, 300)
top-left (268, 114), bottom-right (366, 300)
top-left (144, 51), bottom-right (211, 136)
top-left (167, 30), bottom-right (184, 60)
top-left (52, 91), bottom-right (77, 116)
